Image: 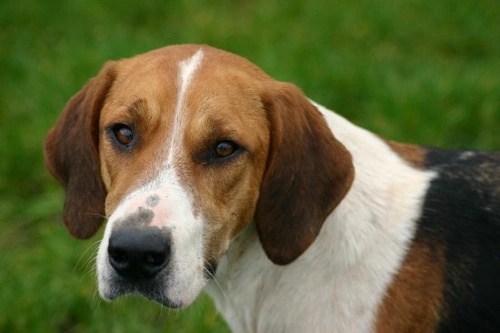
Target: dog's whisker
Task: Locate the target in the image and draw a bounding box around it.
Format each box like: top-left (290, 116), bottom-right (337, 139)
top-left (83, 212), bottom-right (109, 220)
top-left (72, 240), bottom-right (101, 274)
top-left (203, 259), bottom-right (230, 305)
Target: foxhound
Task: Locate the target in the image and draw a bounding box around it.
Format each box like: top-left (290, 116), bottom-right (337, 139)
top-left (44, 44), bottom-right (500, 332)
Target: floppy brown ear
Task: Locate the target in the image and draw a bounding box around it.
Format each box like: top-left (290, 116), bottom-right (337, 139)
top-left (256, 82), bottom-right (355, 265)
top-left (44, 61), bottom-right (116, 239)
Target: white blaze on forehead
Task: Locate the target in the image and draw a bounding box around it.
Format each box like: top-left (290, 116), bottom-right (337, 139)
top-left (176, 48), bottom-right (204, 113)
top-left (167, 48), bottom-right (204, 164)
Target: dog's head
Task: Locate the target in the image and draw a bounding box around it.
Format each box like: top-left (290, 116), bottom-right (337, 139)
top-left (44, 45), bottom-right (354, 308)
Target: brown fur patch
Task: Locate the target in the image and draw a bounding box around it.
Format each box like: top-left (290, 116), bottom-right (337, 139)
top-left (255, 82), bottom-right (355, 265)
top-left (386, 140), bottom-right (427, 168)
top-left (375, 241), bottom-right (445, 333)
top-left (44, 61), bottom-right (116, 239)
top-left (98, 51), bottom-right (183, 214)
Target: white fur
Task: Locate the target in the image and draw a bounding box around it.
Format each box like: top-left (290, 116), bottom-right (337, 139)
top-left (168, 48), bottom-right (204, 164)
top-left (206, 102), bottom-right (436, 332)
top-left (97, 49), bottom-right (207, 307)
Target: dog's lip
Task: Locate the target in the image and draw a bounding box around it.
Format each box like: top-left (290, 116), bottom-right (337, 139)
top-left (105, 290), bottom-right (183, 308)
top-left (100, 274), bottom-right (183, 308)
top-left (141, 290), bottom-right (183, 308)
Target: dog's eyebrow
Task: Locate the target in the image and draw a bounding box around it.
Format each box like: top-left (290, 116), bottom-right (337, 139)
top-left (126, 98), bottom-right (148, 117)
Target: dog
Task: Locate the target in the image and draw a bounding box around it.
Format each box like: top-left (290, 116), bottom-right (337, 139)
top-left (44, 44), bottom-right (500, 332)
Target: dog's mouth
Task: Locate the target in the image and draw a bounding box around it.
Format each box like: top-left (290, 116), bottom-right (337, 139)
top-left (100, 272), bottom-right (184, 308)
top-left (98, 257), bottom-right (218, 309)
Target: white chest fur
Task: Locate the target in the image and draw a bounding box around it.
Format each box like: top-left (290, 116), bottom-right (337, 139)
top-left (206, 104), bottom-right (435, 333)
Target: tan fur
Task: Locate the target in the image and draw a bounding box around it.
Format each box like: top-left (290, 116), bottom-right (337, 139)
top-left (375, 241), bottom-right (445, 332)
top-left (386, 140), bottom-right (428, 168)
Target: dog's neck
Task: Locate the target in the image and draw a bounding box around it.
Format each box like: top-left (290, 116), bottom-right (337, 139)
top-left (206, 103), bottom-right (435, 333)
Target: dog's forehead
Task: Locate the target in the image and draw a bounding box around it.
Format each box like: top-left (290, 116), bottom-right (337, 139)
top-left (108, 46), bottom-right (204, 99)
top-left (103, 45), bottom-right (270, 129)
top-left (116, 44), bottom-right (267, 81)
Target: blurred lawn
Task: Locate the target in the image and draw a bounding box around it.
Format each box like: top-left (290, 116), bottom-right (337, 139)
top-left (1, 0), bottom-right (499, 332)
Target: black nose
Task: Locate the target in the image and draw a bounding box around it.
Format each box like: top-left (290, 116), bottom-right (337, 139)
top-left (108, 227), bottom-right (171, 280)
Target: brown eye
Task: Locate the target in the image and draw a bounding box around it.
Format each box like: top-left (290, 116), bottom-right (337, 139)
top-left (214, 141), bottom-right (237, 158)
top-left (113, 125), bottom-right (134, 145)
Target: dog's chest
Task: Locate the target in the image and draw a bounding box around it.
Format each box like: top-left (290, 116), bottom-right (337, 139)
top-left (205, 225), bottom-right (392, 333)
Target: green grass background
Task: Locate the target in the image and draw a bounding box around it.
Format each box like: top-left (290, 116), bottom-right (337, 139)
top-left (1, 0), bottom-right (499, 332)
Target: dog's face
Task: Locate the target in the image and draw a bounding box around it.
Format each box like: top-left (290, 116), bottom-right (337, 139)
top-left (44, 45), bottom-right (354, 308)
top-left (97, 48), bottom-right (271, 307)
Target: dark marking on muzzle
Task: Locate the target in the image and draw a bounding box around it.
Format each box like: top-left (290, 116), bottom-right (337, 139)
top-left (146, 194), bottom-right (160, 208)
top-left (119, 207), bottom-right (155, 228)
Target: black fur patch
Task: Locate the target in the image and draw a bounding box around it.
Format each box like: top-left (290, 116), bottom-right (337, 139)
top-left (419, 148), bottom-right (500, 332)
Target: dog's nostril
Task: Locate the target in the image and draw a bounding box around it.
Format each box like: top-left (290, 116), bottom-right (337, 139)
top-left (111, 251), bottom-right (127, 264)
top-left (145, 253), bottom-right (164, 265)
top-left (108, 227), bottom-right (171, 280)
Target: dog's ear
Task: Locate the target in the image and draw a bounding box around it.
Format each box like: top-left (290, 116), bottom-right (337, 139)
top-left (44, 61), bottom-right (116, 239)
top-left (256, 82), bottom-right (355, 265)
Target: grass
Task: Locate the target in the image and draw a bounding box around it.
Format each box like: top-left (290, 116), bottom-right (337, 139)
top-left (1, 0), bottom-right (499, 331)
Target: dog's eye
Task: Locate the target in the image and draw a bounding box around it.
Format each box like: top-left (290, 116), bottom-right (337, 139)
top-left (214, 141), bottom-right (238, 158)
top-left (113, 124), bottom-right (134, 146)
